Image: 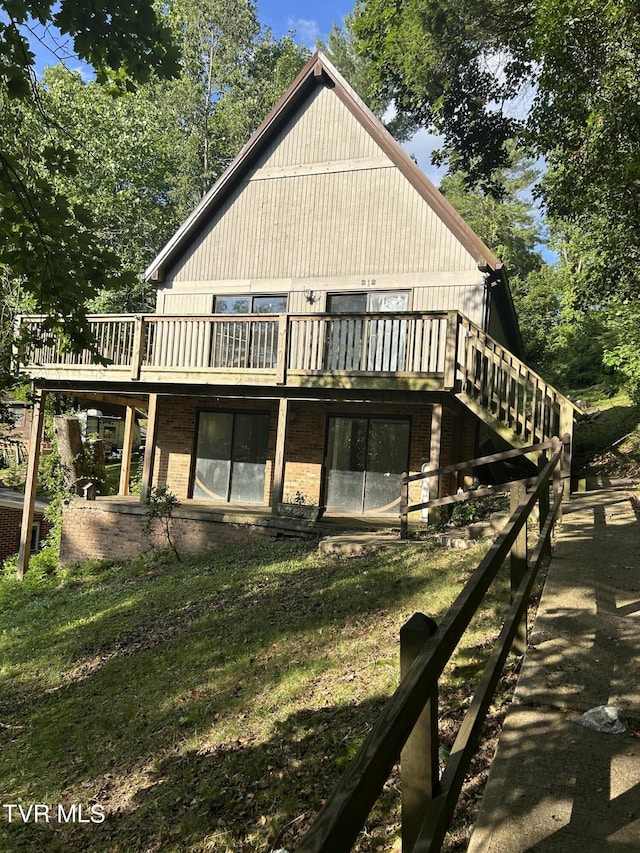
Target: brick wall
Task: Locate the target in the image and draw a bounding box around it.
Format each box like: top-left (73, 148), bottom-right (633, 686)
top-left (59, 500), bottom-right (279, 566)
top-left (0, 506), bottom-right (53, 563)
top-left (439, 403), bottom-right (479, 495)
top-left (151, 396), bottom-right (435, 509)
top-left (144, 394), bottom-right (485, 529)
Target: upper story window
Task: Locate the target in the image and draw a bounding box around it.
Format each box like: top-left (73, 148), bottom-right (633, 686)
top-left (327, 291), bottom-right (409, 313)
top-left (215, 295), bottom-right (287, 314)
top-left (324, 291), bottom-right (411, 371)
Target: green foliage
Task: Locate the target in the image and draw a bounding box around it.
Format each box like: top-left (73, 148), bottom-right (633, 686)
top-left (8, 7), bottom-right (308, 321)
top-left (35, 67), bottom-right (187, 311)
top-left (511, 262), bottom-right (614, 389)
top-left (145, 485), bottom-right (181, 560)
top-left (0, 0), bottom-right (180, 351)
top-left (353, 0), bottom-right (640, 394)
top-left (450, 501), bottom-right (478, 527)
top-left (602, 305), bottom-right (640, 405)
top-left (2, 525), bottom-right (60, 580)
top-left (0, 1), bottom-right (179, 96)
top-left (439, 150), bottom-right (543, 281)
top-left (0, 459), bottom-right (26, 489)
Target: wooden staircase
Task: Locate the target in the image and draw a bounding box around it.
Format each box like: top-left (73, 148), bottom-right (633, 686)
top-left (449, 314), bottom-right (575, 456)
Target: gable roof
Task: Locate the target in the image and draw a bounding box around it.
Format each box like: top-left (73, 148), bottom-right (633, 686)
top-left (144, 51), bottom-right (501, 284)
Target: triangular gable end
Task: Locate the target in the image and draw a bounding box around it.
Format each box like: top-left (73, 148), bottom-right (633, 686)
top-left (144, 52), bottom-right (500, 285)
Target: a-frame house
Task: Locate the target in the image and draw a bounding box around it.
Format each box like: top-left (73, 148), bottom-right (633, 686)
top-left (15, 52), bottom-right (573, 570)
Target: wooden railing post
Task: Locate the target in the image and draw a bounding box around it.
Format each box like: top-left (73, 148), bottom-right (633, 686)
top-left (510, 481), bottom-right (528, 655)
top-left (130, 314), bottom-right (146, 380)
top-left (537, 452), bottom-right (550, 559)
top-left (400, 613), bottom-right (439, 853)
top-left (443, 312), bottom-right (459, 390)
top-left (276, 313), bottom-right (288, 385)
top-left (561, 430), bottom-right (572, 501)
top-left (400, 473), bottom-right (409, 540)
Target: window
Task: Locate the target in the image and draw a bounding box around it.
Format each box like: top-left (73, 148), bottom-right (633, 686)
top-left (30, 522), bottom-right (41, 552)
top-left (211, 295), bottom-right (287, 369)
top-left (214, 295), bottom-right (287, 314)
top-left (325, 291), bottom-right (409, 371)
top-left (192, 411), bottom-right (270, 504)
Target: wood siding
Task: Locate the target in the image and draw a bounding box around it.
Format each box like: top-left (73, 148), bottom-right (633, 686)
top-left (161, 87), bottom-right (481, 299)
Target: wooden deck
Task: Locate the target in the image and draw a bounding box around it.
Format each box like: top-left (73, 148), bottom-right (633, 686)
top-left (16, 310), bottom-right (574, 446)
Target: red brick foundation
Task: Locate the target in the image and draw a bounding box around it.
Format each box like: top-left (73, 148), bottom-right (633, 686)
top-left (59, 499), bottom-right (290, 566)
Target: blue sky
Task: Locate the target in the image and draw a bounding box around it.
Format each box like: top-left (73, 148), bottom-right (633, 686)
top-left (260, 0), bottom-right (348, 48)
top-left (260, 0), bottom-right (446, 183)
top-left (21, 0), bottom-right (445, 185)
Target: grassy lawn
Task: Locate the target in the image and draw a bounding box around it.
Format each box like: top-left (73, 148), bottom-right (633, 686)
top-left (0, 536), bottom-right (513, 852)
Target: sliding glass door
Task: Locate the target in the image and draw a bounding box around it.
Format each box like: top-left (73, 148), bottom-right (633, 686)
top-left (192, 411), bottom-right (269, 503)
top-left (325, 416), bottom-right (410, 514)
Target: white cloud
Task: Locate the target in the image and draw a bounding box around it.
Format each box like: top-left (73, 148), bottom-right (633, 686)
top-left (69, 63), bottom-right (95, 83)
top-left (287, 17), bottom-right (322, 49)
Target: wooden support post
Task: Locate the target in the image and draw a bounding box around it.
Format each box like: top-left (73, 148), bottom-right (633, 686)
top-left (271, 398), bottom-right (288, 513)
top-left (140, 393), bottom-right (158, 504)
top-left (17, 390), bottom-right (47, 580)
top-left (425, 403), bottom-right (443, 525)
top-left (537, 452), bottom-right (550, 559)
top-left (400, 613), bottom-right (439, 853)
top-left (119, 404), bottom-right (136, 496)
top-left (510, 481), bottom-right (528, 655)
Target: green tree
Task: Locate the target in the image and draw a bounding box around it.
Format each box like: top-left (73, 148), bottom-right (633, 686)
top-left (5, 7), bottom-right (307, 318)
top-left (0, 0), bottom-right (179, 350)
top-left (318, 16), bottom-right (416, 139)
top-left (161, 0), bottom-right (308, 205)
top-left (439, 152), bottom-right (543, 281)
top-left (35, 67), bottom-right (187, 312)
top-left (354, 0), bottom-right (640, 391)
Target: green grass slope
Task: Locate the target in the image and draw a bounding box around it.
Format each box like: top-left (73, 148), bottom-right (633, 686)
top-left (0, 537), bottom-right (512, 852)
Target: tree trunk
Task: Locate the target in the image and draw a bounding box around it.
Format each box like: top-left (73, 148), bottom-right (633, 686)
top-left (54, 416), bottom-right (84, 494)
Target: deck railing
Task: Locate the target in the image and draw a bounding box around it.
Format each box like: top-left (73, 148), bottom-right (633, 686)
top-left (457, 317), bottom-right (566, 444)
top-left (17, 311), bottom-right (450, 378)
top-left (16, 310), bottom-right (573, 448)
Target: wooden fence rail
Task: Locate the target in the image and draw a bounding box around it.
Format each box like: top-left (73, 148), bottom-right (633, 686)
top-left (399, 437), bottom-right (571, 538)
top-left (296, 439), bottom-right (565, 852)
